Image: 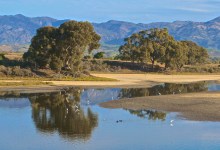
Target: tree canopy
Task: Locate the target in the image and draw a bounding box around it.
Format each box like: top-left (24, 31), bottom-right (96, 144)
top-left (119, 28), bottom-right (209, 70)
top-left (23, 21), bottom-right (100, 76)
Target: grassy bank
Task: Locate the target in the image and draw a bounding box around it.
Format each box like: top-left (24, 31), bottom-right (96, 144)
top-left (0, 81), bottom-right (53, 86)
top-left (0, 76), bottom-right (118, 82)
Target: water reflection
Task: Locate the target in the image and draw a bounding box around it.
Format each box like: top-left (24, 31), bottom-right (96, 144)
top-left (119, 81), bottom-right (209, 98)
top-left (80, 81), bottom-right (210, 105)
top-left (0, 82), bottom-right (220, 149)
top-left (0, 81), bottom-right (218, 141)
top-left (28, 89), bottom-right (98, 140)
top-left (0, 81), bottom-right (212, 106)
top-left (127, 109), bottom-right (166, 121)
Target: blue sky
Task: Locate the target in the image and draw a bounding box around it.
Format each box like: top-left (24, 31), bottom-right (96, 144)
top-left (0, 0), bottom-right (220, 23)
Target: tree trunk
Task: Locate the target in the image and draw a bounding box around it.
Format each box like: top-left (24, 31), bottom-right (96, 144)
top-left (151, 59), bottom-right (155, 70)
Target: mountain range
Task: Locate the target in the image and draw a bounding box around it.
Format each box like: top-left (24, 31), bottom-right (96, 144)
top-left (0, 14), bottom-right (220, 51)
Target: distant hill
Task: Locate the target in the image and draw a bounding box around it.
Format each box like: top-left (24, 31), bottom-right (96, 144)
top-left (0, 14), bottom-right (220, 51)
top-left (0, 14), bottom-right (67, 45)
top-left (93, 18), bottom-right (220, 50)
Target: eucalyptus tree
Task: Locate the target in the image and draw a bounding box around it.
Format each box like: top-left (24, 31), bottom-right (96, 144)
top-left (119, 28), bottom-right (176, 68)
top-left (57, 21), bottom-right (100, 74)
top-left (163, 41), bottom-right (188, 70)
top-left (119, 33), bottom-right (143, 62)
top-left (23, 21), bottom-right (101, 76)
top-left (139, 28), bottom-right (175, 68)
top-left (181, 41), bottom-right (209, 65)
top-left (119, 28), bottom-right (209, 70)
top-left (23, 26), bottom-right (58, 68)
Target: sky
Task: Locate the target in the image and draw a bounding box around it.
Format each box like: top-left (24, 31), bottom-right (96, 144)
top-left (0, 0), bottom-right (220, 23)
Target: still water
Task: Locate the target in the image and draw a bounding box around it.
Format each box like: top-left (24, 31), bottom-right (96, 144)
top-left (0, 82), bottom-right (220, 150)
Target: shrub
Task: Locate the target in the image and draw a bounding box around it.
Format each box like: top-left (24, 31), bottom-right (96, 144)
top-left (94, 52), bottom-right (105, 59)
top-left (0, 65), bottom-right (36, 77)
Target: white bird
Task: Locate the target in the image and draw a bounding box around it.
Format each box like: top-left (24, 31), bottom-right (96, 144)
top-left (87, 100), bottom-right (90, 105)
top-left (170, 120), bottom-right (174, 123)
top-left (158, 92), bottom-right (161, 95)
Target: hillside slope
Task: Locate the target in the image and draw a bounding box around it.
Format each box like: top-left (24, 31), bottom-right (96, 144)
top-left (0, 14), bottom-right (220, 50)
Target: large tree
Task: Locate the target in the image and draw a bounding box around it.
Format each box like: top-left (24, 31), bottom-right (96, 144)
top-left (181, 41), bottom-right (209, 65)
top-left (57, 21), bottom-right (100, 73)
top-left (163, 41), bottom-right (188, 70)
top-left (23, 26), bottom-right (58, 68)
top-left (140, 28), bottom-right (175, 68)
top-left (23, 21), bottom-right (100, 76)
top-left (119, 28), bottom-right (176, 68)
top-left (119, 33), bottom-right (143, 63)
top-left (118, 28), bottom-right (209, 70)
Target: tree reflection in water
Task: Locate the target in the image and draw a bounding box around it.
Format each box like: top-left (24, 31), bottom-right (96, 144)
top-left (119, 81), bottom-right (208, 98)
top-left (0, 81), bottom-right (212, 139)
top-left (127, 109), bottom-right (167, 121)
top-left (28, 88), bottom-right (98, 141)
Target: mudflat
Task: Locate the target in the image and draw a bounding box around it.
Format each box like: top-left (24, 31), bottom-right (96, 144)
top-left (100, 91), bottom-right (220, 122)
top-left (1, 73), bottom-right (220, 121)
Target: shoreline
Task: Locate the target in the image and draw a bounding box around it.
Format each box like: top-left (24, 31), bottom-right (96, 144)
top-left (0, 74), bottom-right (220, 92)
top-left (1, 73), bottom-right (220, 121)
top-left (100, 91), bottom-right (220, 122)
top-left (0, 74), bottom-right (220, 91)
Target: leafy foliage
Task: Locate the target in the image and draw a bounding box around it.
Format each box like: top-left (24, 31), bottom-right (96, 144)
top-left (119, 28), bottom-right (209, 70)
top-left (23, 21), bottom-right (101, 76)
top-left (94, 52), bottom-right (105, 59)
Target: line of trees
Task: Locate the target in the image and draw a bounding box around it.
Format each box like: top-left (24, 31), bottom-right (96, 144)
top-left (23, 21), bottom-right (100, 76)
top-left (23, 23), bottom-right (210, 76)
top-left (118, 28), bottom-right (209, 70)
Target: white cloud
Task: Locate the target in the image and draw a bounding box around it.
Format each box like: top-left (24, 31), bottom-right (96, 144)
top-left (176, 7), bottom-right (210, 13)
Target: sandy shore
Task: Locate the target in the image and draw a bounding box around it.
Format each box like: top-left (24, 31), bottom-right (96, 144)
top-left (100, 91), bottom-right (220, 122)
top-left (1, 73), bottom-right (220, 121)
top-left (1, 74), bottom-right (220, 91)
top-left (93, 74), bottom-right (220, 85)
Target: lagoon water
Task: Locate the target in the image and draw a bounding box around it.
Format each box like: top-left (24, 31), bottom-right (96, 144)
top-left (0, 82), bottom-right (220, 150)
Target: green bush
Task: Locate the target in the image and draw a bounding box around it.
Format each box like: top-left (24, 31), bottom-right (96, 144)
top-left (94, 52), bottom-right (105, 59)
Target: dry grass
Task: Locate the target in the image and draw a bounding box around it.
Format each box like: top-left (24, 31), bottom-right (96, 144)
top-left (0, 81), bottom-right (53, 86)
top-left (0, 75), bottom-right (117, 82)
top-left (4, 53), bottom-right (23, 60)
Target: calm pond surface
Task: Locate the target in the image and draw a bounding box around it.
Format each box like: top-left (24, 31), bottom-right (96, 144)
top-left (0, 82), bottom-right (220, 150)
